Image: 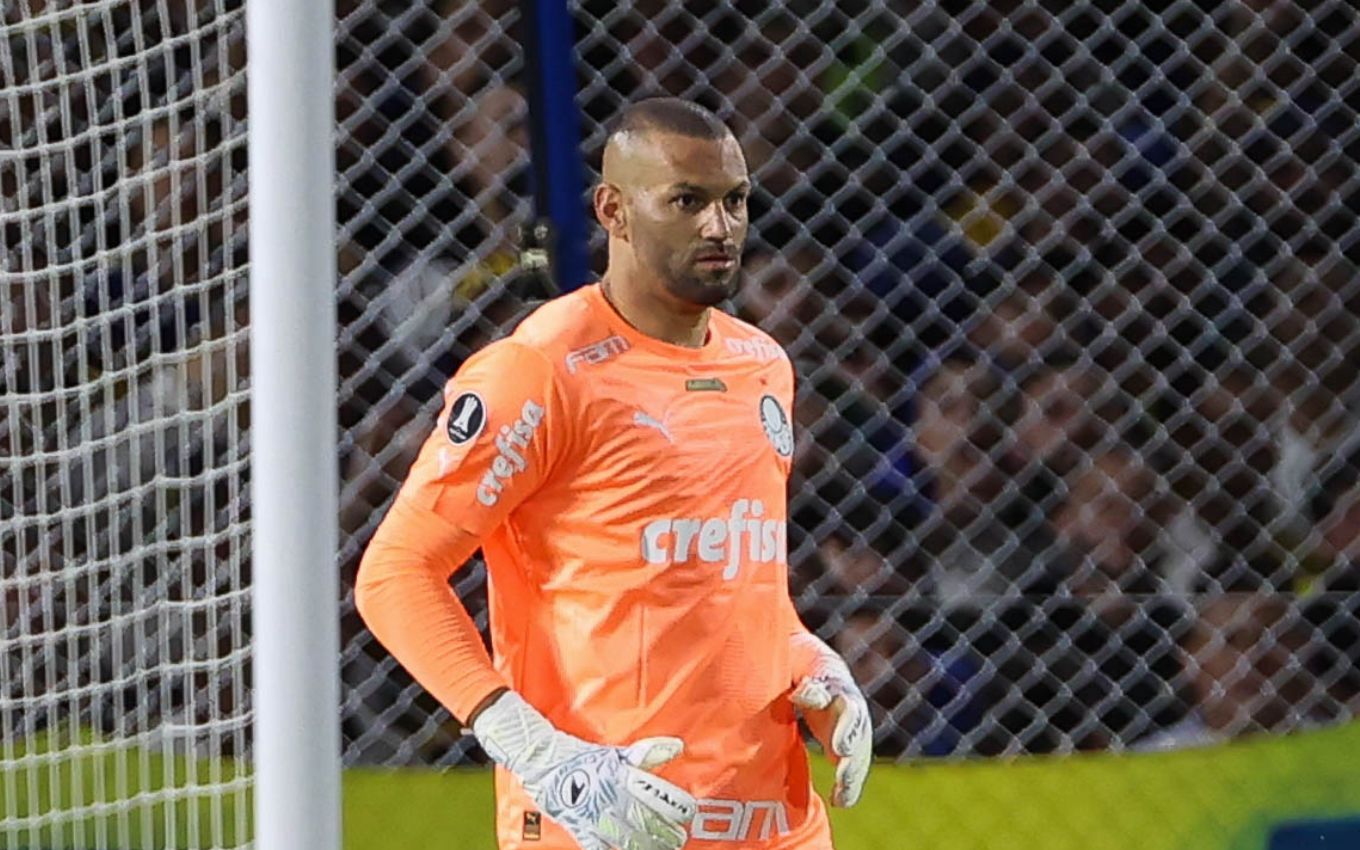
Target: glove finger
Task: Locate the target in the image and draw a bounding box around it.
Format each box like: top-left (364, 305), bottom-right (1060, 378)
top-left (599, 810), bottom-right (658, 850)
top-left (613, 799), bottom-right (684, 850)
top-left (581, 823), bottom-right (615, 850)
top-left (624, 765), bottom-right (697, 825)
top-left (624, 736), bottom-right (685, 770)
top-left (791, 677), bottom-right (833, 711)
top-left (830, 695), bottom-right (871, 759)
top-left (633, 802), bottom-right (688, 850)
top-left (831, 739), bottom-right (871, 808)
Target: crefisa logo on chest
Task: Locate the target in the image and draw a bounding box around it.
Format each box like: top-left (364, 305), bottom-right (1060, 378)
top-left (758, 395), bottom-right (793, 457)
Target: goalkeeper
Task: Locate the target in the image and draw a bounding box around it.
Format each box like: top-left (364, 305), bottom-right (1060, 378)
top-left (356, 98), bottom-right (872, 850)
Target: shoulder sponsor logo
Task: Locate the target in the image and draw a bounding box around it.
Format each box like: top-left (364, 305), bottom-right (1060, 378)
top-left (759, 394), bottom-right (793, 457)
top-left (691, 799), bottom-right (790, 842)
top-left (477, 399), bottom-right (545, 506)
top-left (565, 334), bottom-right (630, 373)
top-left (685, 377), bottom-right (727, 392)
top-left (640, 498), bottom-right (786, 580)
top-left (724, 336), bottom-right (783, 362)
top-left (445, 391), bottom-right (487, 445)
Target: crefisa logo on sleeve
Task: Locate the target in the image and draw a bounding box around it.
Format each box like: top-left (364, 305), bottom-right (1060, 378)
top-left (476, 398), bottom-right (545, 506)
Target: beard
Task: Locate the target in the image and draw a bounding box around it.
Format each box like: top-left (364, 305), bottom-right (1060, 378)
top-left (659, 253), bottom-right (743, 307)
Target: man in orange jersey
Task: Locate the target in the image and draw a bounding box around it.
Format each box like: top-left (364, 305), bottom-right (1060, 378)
top-left (356, 98), bottom-right (872, 850)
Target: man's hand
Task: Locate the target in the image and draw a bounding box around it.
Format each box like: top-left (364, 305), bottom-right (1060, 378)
top-left (472, 691), bottom-right (696, 850)
top-left (791, 642), bottom-right (873, 807)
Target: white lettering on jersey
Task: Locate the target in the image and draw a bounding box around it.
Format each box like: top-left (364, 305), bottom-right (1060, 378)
top-left (640, 499), bottom-right (786, 580)
top-left (724, 336), bottom-right (783, 362)
top-left (476, 399), bottom-right (545, 506)
top-left (565, 335), bottom-right (630, 373)
top-left (690, 799), bottom-right (790, 842)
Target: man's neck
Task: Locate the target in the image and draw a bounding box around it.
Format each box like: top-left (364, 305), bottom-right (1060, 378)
top-left (600, 274), bottom-right (709, 349)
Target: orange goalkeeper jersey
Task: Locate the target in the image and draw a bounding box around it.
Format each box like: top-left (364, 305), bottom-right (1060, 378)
top-left (384, 283), bottom-right (830, 849)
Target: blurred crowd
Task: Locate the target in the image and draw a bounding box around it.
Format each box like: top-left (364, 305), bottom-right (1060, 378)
top-left (329, 0), bottom-right (1360, 761)
top-left (2, 0), bottom-right (1358, 763)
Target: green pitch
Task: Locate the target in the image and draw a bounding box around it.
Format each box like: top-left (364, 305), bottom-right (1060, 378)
top-left (5, 722), bottom-right (1359, 848)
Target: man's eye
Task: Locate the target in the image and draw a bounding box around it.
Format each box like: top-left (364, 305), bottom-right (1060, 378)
top-left (726, 192), bottom-right (747, 209)
top-left (672, 193), bottom-right (699, 210)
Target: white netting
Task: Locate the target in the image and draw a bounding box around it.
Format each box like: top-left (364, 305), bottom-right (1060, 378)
top-left (1, 1), bottom-right (249, 845)
top-left (337, 0), bottom-right (1360, 768)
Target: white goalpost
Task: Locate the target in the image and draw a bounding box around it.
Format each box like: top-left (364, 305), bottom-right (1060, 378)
top-left (0, 1), bottom-right (339, 847)
top-left (247, 0), bottom-right (340, 848)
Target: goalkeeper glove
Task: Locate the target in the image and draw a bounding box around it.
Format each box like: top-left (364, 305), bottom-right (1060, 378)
top-left (471, 690), bottom-right (697, 850)
top-left (791, 637), bottom-right (873, 807)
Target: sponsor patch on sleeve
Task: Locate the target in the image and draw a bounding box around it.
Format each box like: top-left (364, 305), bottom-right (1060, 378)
top-left (445, 391), bottom-right (488, 445)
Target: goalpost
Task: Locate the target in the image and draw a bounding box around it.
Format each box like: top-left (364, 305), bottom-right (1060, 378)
top-left (0, 2), bottom-right (338, 847)
top-left (247, 0), bottom-right (340, 849)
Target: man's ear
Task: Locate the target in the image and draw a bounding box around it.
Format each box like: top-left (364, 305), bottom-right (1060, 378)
top-left (594, 183), bottom-right (628, 242)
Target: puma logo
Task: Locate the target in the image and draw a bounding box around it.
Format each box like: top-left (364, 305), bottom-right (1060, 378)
top-left (633, 410), bottom-right (675, 443)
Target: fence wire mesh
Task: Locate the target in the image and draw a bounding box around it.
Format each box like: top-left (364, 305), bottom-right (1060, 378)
top-left (7, 0), bottom-right (1353, 782)
top-left (337, 0), bottom-right (1360, 766)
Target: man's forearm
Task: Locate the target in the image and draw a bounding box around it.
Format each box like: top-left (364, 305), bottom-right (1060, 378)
top-left (355, 497), bottom-right (508, 724)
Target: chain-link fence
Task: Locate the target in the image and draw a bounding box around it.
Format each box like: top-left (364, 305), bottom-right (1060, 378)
top-left (1, 0), bottom-right (1356, 799)
top-left (337, 0), bottom-right (1360, 766)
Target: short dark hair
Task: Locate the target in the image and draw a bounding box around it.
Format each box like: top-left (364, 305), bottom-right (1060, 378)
top-left (607, 97), bottom-right (732, 143)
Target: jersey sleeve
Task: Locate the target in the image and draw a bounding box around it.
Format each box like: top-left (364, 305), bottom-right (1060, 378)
top-left (398, 339), bottom-right (567, 537)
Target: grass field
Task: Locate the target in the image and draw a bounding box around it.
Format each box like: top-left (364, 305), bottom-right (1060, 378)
top-left (5, 721), bottom-right (1360, 848)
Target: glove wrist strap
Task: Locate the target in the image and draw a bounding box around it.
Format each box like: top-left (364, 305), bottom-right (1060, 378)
top-left (470, 690), bottom-right (560, 777)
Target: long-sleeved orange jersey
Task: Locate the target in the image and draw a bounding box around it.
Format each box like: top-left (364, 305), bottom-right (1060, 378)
top-left (357, 283), bottom-right (832, 849)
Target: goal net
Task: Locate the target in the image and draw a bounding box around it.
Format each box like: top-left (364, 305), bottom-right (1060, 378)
top-left (1, 1), bottom-right (249, 846)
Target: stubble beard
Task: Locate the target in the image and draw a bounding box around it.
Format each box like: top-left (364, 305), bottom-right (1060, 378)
top-left (661, 261), bottom-right (742, 308)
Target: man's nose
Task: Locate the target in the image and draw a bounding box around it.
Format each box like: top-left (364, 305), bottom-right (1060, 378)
top-left (699, 202), bottom-right (733, 240)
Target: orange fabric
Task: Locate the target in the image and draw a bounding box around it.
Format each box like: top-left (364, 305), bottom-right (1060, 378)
top-left (360, 284), bottom-right (833, 849)
top-left (787, 596), bottom-right (822, 683)
top-left (355, 497), bottom-right (508, 722)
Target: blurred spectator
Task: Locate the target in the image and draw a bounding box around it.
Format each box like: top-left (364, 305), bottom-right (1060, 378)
top-left (1309, 445), bottom-right (1360, 585)
top-left (1162, 365), bottom-right (1287, 594)
top-left (1053, 446), bottom-right (1176, 607)
top-left (908, 350), bottom-right (1069, 604)
top-left (965, 271), bottom-right (1078, 371)
top-left (1298, 443), bottom-right (1360, 712)
top-left (1008, 355), bottom-right (1123, 512)
top-left (1138, 586), bottom-right (1328, 751)
top-left (831, 609), bottom-right (991, 758)
top-left (831, 610), bottom-right (911, 756)
top-left (735, 248), bottom-right (828, 352)
top-left (807, 512), bottom-right (912, 601)
top-left (993, 596), bottom-right (1185, 754)
top-left (911, 350), bottom-right (1006, 516)
top-left (1271, 251), bottom-right (1360, 517)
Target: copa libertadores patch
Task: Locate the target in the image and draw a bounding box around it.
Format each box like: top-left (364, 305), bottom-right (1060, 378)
top-left (759, 394), bottom-right (793, 457)
top-left (445, 391), bottom-right (487, 445)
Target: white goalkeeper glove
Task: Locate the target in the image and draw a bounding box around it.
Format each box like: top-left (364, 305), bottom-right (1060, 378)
top-left (471, 691), bottom-right (697, 850)
top-left (790, 635), bottom-right (873, 807)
